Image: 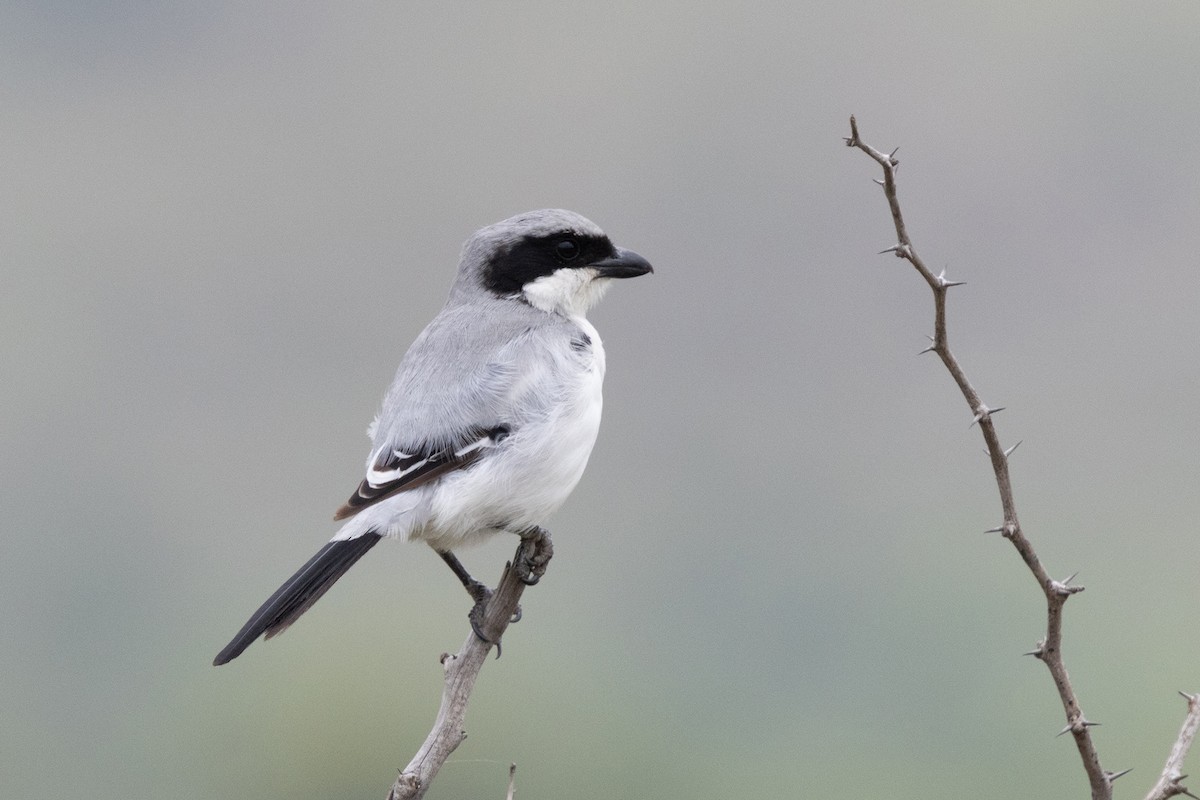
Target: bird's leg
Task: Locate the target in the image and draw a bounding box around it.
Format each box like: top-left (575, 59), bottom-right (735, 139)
top-left (514, 526), bottom-right (554, 586)
top-left (436, 549), bottom-right (519, 650)
top-left (437, 549), bottom-right (492, 605)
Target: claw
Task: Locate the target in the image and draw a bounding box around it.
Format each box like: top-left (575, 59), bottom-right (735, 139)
top-left (468, 596), bottom-right (502, 659)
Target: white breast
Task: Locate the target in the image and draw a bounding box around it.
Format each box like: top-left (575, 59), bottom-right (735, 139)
top-left (416, 318), bottom-right (607, 550)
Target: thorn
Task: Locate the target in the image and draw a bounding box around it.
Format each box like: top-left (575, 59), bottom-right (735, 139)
top-left (888, 146), bottom-right (900, 160)
top-left (986, 521), bottom-right (1017, 537)
top-left (1106, 768), bottom-right (1133, 783)
top-left (1023, 639), bottom-right (1046, 658)
top-left (936, 269), bottom-right (966, 288)
top-left (983, 439), bottom-right (1015, 457)
top-left (879, 244), bottom-right (902, 255)
top-left (1180, 691), bottom-right (1199, 704)
top-left (918, 343), bottom-right (936, 355)
top-left (970, 405), bottom-right (1005, 427)
top-left (1051, 575), bottom-right (1085, 597)
top-left (1056, 718), bottom-right (1100, 737)
top-left (1062, 571), bottom-right (1079, 585)
top-left (873, 178), bottom-right (885, 187)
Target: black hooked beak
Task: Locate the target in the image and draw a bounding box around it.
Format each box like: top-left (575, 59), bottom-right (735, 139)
top-left (590, 247), bottom-right (653, 279)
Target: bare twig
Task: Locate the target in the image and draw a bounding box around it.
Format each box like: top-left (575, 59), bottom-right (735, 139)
top-left (387, 542), bottom-right (547, 800)
top-left (1144, 692), bottom-right (1200, 800)
top-left (506, 762), bottom-right (517, 800)
top-left (844, 115), bottom-right (1112, 798)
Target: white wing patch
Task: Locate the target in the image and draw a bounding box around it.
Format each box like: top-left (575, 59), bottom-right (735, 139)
top-left (366, 437), bottom-right (479, 488)
top-left (334, 426), bottom-right (511, 521)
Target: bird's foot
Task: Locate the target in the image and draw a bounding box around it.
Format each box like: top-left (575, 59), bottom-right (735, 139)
top-left (466, 583), bottom-right (521, 657)
top-left (515, 526), bottom-right (554, 586)
top-left (467, 590), bottom-right (496, 651)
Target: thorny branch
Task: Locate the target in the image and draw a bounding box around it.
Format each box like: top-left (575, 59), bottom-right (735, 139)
top-left (844, 115), bottom-right (1196, 800)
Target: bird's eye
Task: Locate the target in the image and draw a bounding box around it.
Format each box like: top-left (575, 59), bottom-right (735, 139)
top-left (555, 238), bottom-right (580, 262)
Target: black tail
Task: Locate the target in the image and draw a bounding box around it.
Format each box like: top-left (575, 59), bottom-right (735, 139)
top-left (213, 533), bottom-right (382, 666)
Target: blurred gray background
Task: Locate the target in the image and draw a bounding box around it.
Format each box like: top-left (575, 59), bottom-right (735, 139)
top-left (4, 2), bottom-right (1199, 798)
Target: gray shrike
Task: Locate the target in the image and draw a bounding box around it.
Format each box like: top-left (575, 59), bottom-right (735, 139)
top-left (214, 209), bottom-right (652, 665)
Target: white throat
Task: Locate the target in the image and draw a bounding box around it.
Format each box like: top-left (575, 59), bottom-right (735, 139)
top-left (521, 267), bottom-right (612, 317)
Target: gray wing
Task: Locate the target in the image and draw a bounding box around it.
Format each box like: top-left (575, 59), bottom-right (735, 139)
top-left (335, 299), bottom-right (575, 520)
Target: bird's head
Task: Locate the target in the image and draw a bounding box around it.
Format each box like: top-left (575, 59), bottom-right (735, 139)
top-left (455, 209), bottom-right (652, 317)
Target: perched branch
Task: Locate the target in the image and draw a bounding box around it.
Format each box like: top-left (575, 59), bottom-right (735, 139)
top-left (844, 115), bottom-right (1114, 798)
top-left (1144, 692), bottom-right (1200, 800)
top-left (387, 538), bottom-right (550, 800)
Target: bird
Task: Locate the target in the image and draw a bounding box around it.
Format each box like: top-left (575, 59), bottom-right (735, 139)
top-left (213, 209), bottom-right (652, 666)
